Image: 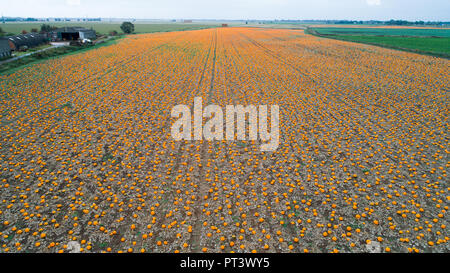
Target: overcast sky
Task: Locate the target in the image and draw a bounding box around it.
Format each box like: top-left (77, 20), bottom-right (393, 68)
top-left (1, 0), bottom-right (449, 21)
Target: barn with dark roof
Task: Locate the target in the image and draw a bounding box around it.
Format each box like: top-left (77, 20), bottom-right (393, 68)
top-left (0, 38), bottom-right (12, 58)
top-left (51, 27), bottom-right (96, 41)
top-left (6, 33), bottom-right (48, 51)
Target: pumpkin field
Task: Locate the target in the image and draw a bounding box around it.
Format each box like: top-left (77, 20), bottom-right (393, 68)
top-left (0, 27), bottom-right (448, 253)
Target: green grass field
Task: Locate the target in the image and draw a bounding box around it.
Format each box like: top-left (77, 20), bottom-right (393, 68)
top-left (309, 27), bottom-right (450, 58)
top-left (331, 35), bottom-right (450, 56)
top-left (0, 22), bottom-right (221, 35)
top-left (313, 27), bottom-right (450, 37)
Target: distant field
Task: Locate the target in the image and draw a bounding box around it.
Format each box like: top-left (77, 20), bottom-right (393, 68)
top-left (0, 22), bottom-right (221, 35)
top-left (331, 35), bottom-right (450, 56)
top-left (313, 27), bottom-right (450, 37)
top-left (309, 27), bottom-right (450, 58)
top-left (309, 24), bottom-right (450, 29)
top-left (245, 23), bottom-right (308, 30)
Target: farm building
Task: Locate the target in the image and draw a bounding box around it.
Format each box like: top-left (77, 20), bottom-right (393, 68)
top-left (51, 27), bottom-right (96, 41)
top-left (222, 24), bottom-right (229, 27)
top-left (6, 33), bottom-right (48, 51)
top-left (0, 39), bottom-right (12, 58)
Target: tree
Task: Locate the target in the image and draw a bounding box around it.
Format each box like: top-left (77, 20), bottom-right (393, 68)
top-left (40, 24), bottom-right (53, 33)
top-left (120, 22), bottom-right (134, 34)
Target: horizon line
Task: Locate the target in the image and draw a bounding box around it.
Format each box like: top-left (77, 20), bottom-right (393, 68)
top-left (2, 17), bottom-right (450, 22)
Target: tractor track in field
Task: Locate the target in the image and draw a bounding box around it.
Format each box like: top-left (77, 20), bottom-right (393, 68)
top-left (188, 29), bottom-right (218, 253)
top-left (168, 32), bottom-right (216, 178)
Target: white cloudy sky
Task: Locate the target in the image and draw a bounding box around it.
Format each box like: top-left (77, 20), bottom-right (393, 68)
top-left (1, 0), bottom-right (449, 21)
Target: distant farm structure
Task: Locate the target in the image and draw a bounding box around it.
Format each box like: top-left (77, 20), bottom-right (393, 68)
top-left (222, 24), bottom-right (229, 27)
top-left (5, 33), bottom-right (47, 51)
top-left (0, 39), bottom-right (12, 58)
top-left (50, 27), bottom-right (96, 42)
top-left (183, 20), bottom-right (193, 23)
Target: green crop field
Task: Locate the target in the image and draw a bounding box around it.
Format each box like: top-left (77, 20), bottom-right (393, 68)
top-left (0, 22), bottom-right (221, 35)
top-left (331, 35), bottom-right (450, 56)
top-left (309, 27), bottom-right (450, 58)
top-left (313, 27), bottom-right (450, 37)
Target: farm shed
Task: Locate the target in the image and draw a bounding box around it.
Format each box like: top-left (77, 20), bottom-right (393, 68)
top-left (0, 39), bottom-right (12, 58)
top-left (222, 24), bottom-right (229, 27)
top-left (6, 33), bottom-right (47, 51)
top-left (51, 27), bottom-right (96, 41)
